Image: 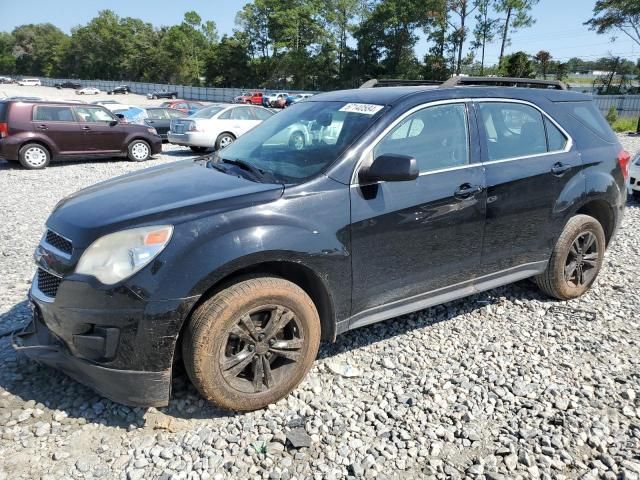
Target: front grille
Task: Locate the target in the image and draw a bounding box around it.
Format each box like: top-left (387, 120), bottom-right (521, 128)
top-left (37, 268), bottom-right (61, 298)
top-left (45, 230), bottom-right (72, 255)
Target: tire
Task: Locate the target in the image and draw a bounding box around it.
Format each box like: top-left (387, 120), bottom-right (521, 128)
top-left (182, 277), bottom-right (321, 411)
top-left (152, 95), bottom-right (157, 100)
top-left (19, 143), bottom-right (50, 169)
top-left (633, 191), bottom-right (640, 201)
top-left (190, 146), bottom-right (208, 153)
top-left (535, 214), bottom-right (606, 300)
top-left (127, 140), bottom-right (151, 162)
top-left (289, 131), bottom-right (305, 151)
top-left (124, 91), bottom-right (129, 95)
top-left (171, 95), bottom-right (176, 100)
top-left (215, 133), bottom-right (235, 150)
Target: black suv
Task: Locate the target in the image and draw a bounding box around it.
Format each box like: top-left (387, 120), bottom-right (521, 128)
top-left (14, 86), bottom-right (630, 411)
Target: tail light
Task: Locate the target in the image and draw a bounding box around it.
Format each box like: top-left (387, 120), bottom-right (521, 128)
top-left (0, 123), bottom-right (8, 139)
top-left (618, 150), bottom-right (631, 181)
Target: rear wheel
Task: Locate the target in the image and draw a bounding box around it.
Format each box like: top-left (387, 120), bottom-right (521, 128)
top-left (535, 214), bottom-right (605, 300)
top-left (289, 131), bottom-right (305, 151)
top-left (19, 143), bottom-right (50, 169)
top-left (182, 277), bottom-right (321, 411)
top-left (127, 140), bottom-right (151, 162)
top-left (215, 133), bottom-right (235, 150)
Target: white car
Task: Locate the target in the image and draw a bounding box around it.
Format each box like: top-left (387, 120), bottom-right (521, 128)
top-left (18, 78), bottom-right (41, 86)
top-left (168, 104), bottom-right (274, 152)
top-left (629, 152), bottom-right (640, 200)
top-left (267, 92), bottom-right (289, 107)
top-left (76, 87), bottom-right (101, 95)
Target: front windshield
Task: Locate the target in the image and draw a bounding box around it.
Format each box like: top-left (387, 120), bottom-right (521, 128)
top-left (191, 106), bottom-right (224, 119)
top-left (214, 100), bottom-right (386, 183)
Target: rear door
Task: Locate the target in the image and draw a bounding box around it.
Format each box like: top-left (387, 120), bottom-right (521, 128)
top-left (74, 106), bottom-right (126, 154)
top-left (350, 101), bottom-right (487, 314)
top-left (31, 105), bottom-right (84, 155)
top-left (475, 99), bottom-right (581, 274)
top-left (230, 106), bottom-right (261, 135)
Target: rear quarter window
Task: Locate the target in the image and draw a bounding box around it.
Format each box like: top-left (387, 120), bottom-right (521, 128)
top-left (565, 101), bottom-right (617, 143)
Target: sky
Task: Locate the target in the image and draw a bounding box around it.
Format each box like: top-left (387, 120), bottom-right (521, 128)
top-left (1, 0), bottom-right (638, 67)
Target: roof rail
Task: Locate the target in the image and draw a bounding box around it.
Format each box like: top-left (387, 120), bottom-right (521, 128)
top-left (441, 76), bottom-right (567, 90)
top-left (360, 76), bottom-right (567, 90)
top-left (360, 79), bottom-right (443, 88)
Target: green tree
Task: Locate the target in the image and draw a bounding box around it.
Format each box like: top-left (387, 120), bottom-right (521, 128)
top-left (534, 50), bottom-right (551, 79)
top-left (472, 0), bottom-right (500, 75)
top-left (0, 32), bottom-right (16, 74)
top-left (500, 50), bottom-right (534, 77)
top-left (447, 0), bottom-right (478, 75)
top-left (12, 23), bottom-right (69, 76)
top-left (494, 0), bottom-right (539, 63)
top-left (205, 34), bottom-right (252, 87)
top-left (585, 0), bottom-right (640, 47)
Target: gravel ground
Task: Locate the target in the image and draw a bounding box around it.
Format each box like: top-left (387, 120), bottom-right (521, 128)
top-left (0, 131), bottom-right (638, 480)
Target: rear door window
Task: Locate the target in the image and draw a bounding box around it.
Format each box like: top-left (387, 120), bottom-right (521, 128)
top-left (479, 103), bottom-right (548, 161)
top-left (74, 107), bottom-right (115, 123)
top-left (251, 107), bottom-right (273, 121)
top-left (230, 107), bottom-right (253, 120)
top-left (33, 106), bottom-right (75, 122)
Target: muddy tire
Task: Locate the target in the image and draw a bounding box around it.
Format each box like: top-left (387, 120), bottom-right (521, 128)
top-left (182, 277), bottom-right (320, 411)
top-left (535, 214), bottom-right (605, 300)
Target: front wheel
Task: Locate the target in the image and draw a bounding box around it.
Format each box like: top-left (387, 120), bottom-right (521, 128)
top-left (127, 140), bottom-right (151, 162)
top-left (19, 143), bottom-right (50, 169)
top-left (289, 131), bottom-right (305, 151)
top-left (633, 191), bottom-right (640, 201)
top-left (535, 214), bottom-right (605, 300)
top-left (182, 277), bottom-right (321, 411)
top-left (152, 95), bottom-right (157, 100)
top-left (215, 133), bottom-right (235, 150)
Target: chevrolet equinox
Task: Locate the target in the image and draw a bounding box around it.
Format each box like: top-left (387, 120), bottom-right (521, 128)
top-left (14, 86), bottom-right (629, 411)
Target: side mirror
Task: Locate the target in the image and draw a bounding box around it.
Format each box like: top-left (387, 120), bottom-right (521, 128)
top-left (109, 119), bottom-right (119, 126)
top-left (359, 154), bottom-right (419, 183)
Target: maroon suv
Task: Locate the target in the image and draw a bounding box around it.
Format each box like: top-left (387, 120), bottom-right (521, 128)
top-left (0, 100), bottom-right (162, 169)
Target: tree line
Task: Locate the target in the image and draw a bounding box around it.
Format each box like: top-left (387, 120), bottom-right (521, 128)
top-left (0, 0), bottom-right (638, 90)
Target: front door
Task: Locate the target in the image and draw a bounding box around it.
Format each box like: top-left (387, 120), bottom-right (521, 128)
top-left (475, 100), bottom-right (582, 274)
top-left (350, 102), bottom-right (486, 315)
top-left (74, 106), bottom-right (127, 154)
top-left (31, 105), bottom-right (84, 155)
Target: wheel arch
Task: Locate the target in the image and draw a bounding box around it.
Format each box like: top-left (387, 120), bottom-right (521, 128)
top-left (19, 138), bottom-right (55, 158)
top-left (574, 198), bottom-right (616, 246)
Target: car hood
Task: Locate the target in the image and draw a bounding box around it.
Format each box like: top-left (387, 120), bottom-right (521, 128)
top-left (47, 159), bottom-right (284, 247)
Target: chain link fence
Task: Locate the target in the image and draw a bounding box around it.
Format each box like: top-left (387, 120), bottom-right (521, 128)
top-left (592, 95), bottom-right (640, 118)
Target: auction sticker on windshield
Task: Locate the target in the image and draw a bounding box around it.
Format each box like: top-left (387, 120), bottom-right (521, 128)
top-left (339, 103), bottom-right (384, 115)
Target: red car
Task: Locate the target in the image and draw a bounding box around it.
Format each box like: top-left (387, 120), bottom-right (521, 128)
top-left (159, 100), bottom-right (204, 115)
top-left (233, 92), bottom-right (265, 105)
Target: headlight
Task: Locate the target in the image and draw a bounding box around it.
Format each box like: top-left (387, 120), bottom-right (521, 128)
top-left (76, 225), bottom-right (173, 285)
top-left (147, 127), bottom-right (157, 135)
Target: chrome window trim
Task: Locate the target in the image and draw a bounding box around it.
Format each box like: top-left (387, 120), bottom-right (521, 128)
top-left (350, 97), bottom-right (574, 185)
top-left (474, 98), bottom-right (573, 164)
top-left (350, 98), bottom-right (473, 185)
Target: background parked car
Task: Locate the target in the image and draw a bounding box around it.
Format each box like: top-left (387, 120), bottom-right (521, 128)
top-left (0, 76), bottom-right (14, 84)
top-left (54, 81), bottom-right (81, 89)
top-left (285, 93), bottom-right (314, 107)
top-left (167, 104), bottom-right (273, 152)
top-left (267, 92), bottom-right (289, 108)
top-left (159, 100), bottom-right (204, 115)
top-left (234, 91), bottom-right (266, 105)
top-left (76, 87), bottom-right (101, 95)
top-left (144, 107), bottom-right (187, 140)
top-left (107, 85), bottom-right (131, 95)
top-left (147, 90), bottom-right (178, 100)
top-left (0, 100), bottom-right (161, 169)
top-left (107, 105), bottom-right (148, 125)
top-left (91, 100), bottom-right (120, 106)
top-left (629, 152), bottom-right (640, 200)
top-left (17, 78), bottom-right (41, 86)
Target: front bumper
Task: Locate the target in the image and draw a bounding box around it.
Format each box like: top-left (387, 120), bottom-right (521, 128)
top-left (13, 309), bottom-right (171, 407)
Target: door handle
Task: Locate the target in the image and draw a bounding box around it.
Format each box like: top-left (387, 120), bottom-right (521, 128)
top-left (81, 126), bottom-right (91, 131)
top-left (551, 162), bottom-right (571, 176)
top-left (36, 124), bottom-right (48, 130)
top-left (454, 183), bottom-right (483, 200)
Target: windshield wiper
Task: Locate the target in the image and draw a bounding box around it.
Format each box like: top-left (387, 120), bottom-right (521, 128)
top-left (221, 158), bottom-right (274, 182)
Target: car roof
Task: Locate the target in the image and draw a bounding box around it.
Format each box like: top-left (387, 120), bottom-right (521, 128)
top-left (309, 86), bottom-right (591, 106)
